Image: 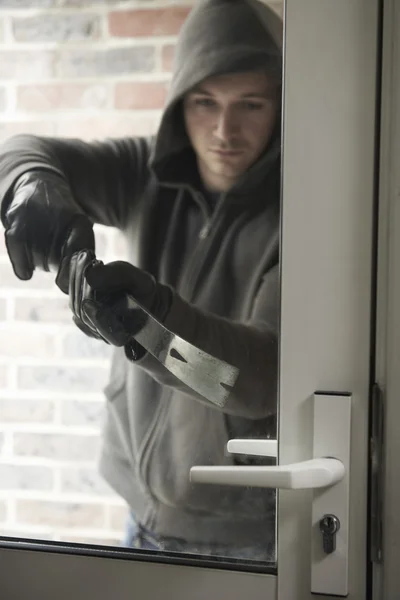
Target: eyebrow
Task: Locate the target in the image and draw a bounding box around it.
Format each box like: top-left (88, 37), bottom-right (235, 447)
top-left (242, 93), bottom-right (271, 99)
top-left (189, 87), bottom-right (213, 95)
top-left (189, 87), bottom-right (271, 99)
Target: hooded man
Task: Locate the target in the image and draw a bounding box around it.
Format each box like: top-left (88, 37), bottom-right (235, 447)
top-left (0, 0), bottom-right (282, 561)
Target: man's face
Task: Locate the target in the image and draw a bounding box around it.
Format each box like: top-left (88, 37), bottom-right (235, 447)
top-left (183, 71), bottom-right (279, 192)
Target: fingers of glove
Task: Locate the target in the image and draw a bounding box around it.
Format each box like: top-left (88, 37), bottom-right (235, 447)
top-left (70, 249), bottom-right (98, 320)
top-left (68, 250), bottom-right (99, 335)
top-left (85, 261), bottom-right (156, 306)
top-left (56, 217), bottom-right (95, 294)
top-left (72, 315), bottom-right (105, 342)
top-left (3, 180), bottom-right (40, 280)
top-left (5, 177), bottom-right (74, 282)
top-left (82, 300), bottom-right (130, 347)
top-left (92, 295), bottom-right (148, 338)
top-left (4, 225), bottom-right (34, 281)
top-left (119, 303), bottom-right (149, 335)
top-left (3, 171), bottom-right (93, 289)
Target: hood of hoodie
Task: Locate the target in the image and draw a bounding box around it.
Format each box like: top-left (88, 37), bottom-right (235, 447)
top-left (150, 0), bottom-right (283, 193)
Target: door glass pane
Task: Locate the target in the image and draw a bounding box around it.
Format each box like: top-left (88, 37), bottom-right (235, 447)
top-left (0, 0), bottom-right (283, 571)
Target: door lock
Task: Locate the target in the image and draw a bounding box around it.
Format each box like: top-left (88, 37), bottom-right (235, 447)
top-left (319, 514), bottom-right (340, 554)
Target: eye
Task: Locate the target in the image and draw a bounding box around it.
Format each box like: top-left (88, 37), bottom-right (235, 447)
top-left (243, 102), bottom-right (264, 111)
top-left (194, 97), bottom-right (216, 108)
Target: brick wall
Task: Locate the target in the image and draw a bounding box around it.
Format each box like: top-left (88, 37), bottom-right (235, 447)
top-left (0, 0), bottom-right (282, 547)
top-left (0, 0), bottom-right (194, 547)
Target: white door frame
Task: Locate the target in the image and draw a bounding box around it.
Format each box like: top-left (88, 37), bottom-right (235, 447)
top-left (278, 1), bottom-right (378, 597)
top-left (0, 1), bottom-right (379, 598)
top-left (374, 0), bottom-right (400, 598)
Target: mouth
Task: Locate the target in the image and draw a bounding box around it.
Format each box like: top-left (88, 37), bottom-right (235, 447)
top-left (211, 149), bottom-right (244, 157)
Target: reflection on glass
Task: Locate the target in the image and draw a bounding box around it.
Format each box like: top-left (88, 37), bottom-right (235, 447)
top-left (0, 0), bottom-right (282, 566)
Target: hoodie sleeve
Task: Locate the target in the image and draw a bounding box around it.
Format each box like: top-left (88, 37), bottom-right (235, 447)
top-left (136, 263), bottom-right (279, 420)
top-left (0, 134), bottom-right (152, 229)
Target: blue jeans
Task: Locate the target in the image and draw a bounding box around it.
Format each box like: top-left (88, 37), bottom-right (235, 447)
top-left (122, 512), bottom-right (275, 562)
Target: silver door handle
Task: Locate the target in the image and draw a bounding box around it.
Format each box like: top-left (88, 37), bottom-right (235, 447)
top-left (190, 457), bottom-right (344, 489)
top-left (226, 438), bottom-right (277, 458)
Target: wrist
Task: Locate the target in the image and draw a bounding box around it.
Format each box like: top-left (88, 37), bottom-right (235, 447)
top-left (153, 283), bottom-right (174, 322)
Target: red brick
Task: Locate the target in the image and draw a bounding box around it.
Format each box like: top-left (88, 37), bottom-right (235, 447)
top-left (12, 14), bottom-right (100, 43)
top-left (17, 83), bottom-right (109, 112)
top-left (109, 7), bottom-right (191, 38)
top-left (58, 46), bottom-right (155, 78)
top-left (115, 81), bottom-right (167, 110)
top-left (162, 44), bottom-right (175, 72)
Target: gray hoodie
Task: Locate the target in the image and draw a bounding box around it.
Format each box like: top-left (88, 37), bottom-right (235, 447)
top-left (0, 0), bottom-right (282, 549)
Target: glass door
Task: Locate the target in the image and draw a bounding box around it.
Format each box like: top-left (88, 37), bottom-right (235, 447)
top-left (0, 1), bottom-right (380, 598)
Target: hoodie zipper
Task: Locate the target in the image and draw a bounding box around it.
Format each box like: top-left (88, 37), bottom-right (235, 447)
top-left (179, 190), bottom-right (228, 302)
top-left (199, 218), bottom-right (212, 240)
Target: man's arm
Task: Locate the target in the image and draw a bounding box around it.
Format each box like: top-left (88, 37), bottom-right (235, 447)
top-left (0, 134), bottom-right (152, 229)
top-left (135, 264), bottom-right (279, 420)
top-left (67, 246), bottom-right (279, 422)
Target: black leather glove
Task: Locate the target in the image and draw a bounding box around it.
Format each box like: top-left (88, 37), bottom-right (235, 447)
top-left (68, 249), bottom-right (173, 360)
top-left (3, 170), bottom-right (95, 294)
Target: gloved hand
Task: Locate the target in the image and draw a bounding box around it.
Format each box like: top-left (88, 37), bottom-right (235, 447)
top-left (68, 249), bottom-right (173, 360)
top-left (3, 170), bottom-right (95, 294)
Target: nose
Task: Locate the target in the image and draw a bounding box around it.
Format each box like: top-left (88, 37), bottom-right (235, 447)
top-left (214, 108), bottom-right (239, 142)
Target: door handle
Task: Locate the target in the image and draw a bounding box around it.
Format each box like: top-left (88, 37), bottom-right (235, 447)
top-left (190, 393), bottom-right (352, 597)
top-left (226, 438), bottom-right (277, 458)
top-left (190, 457), bottom-right (344, 489)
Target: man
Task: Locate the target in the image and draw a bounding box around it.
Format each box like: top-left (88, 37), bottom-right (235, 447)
top-left (0, 0), bottom-right (282, 561)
